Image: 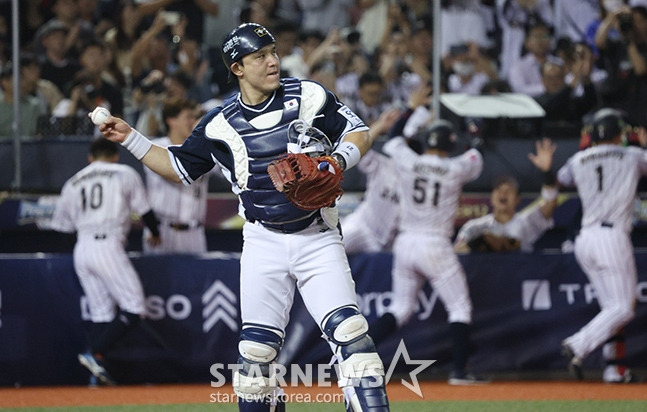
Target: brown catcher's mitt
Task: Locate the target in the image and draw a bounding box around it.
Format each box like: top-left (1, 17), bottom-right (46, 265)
top-left (267, 153), bottom-right (343, 211)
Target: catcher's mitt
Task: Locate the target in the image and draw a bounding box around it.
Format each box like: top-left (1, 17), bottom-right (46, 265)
top-left (267, 153), bottom-right (343, 211)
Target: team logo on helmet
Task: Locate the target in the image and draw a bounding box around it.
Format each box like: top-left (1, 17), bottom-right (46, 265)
top-left (254, 27), bottom-right (269, 37)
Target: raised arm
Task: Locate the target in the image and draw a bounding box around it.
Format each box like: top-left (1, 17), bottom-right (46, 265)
top-left (528, 137), bottom-right (558, 219)
top-left (97, 116), bottom-right (181, 183)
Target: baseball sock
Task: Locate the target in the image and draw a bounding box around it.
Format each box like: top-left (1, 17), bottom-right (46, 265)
top-left (368, 312), bottom-right (397, 345)
top-left (90, 311), bottom-right (141, 355)
top-left (603, 330), bottom-right (627, 380)
top-left (450, 322), bottom-right (471, 373)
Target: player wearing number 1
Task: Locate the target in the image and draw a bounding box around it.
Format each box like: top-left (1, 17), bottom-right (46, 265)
top-left (369, 119), bottom-right (488, 385)
top-left (50, 138), bottom-right (161, 385)
top-left (558, 108), bottom-right (645, 383)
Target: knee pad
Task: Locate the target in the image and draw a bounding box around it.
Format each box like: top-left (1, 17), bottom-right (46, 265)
top-left (323, 305), bottom-right (370, 346)
top-left (234, 326), bottom-right (284, 399)
top-left (323, 306), bottom-right (389, 411)
top-left (238, 326), bottom-right (283, 363)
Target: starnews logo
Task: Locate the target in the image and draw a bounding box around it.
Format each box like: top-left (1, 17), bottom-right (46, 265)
top-left (209, 339), bottom-right (435, 400)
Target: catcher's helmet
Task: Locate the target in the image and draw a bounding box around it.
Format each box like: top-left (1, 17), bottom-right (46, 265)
top-left (221, 23), bottom-right (275, 70)
top-left (587, 108), bottom-right (627, 143)
top-left (414, 119), bottom-right (458, 153)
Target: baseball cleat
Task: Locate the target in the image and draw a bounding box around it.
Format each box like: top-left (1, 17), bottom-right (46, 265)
top-left (78, 353), bottom-right (116, 386)
top-left (604, 371), bottom-right (641, 384)
top-left (448, 370), bottom-right (491, 386)
top-left (561, 342), bottom-right (583, 380)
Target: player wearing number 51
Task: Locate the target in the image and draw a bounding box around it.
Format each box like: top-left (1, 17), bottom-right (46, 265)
top-left (558, 108), bottom-right (646, 383)
top-left (94, 22), bottom-right (390, 411)
top-left (50, 138), bottom-right (161, 385)
top-left (368, 119), bottom-right (489, 385)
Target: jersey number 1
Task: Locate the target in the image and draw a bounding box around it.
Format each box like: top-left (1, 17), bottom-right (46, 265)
top-left (596, 165), bottom-right (603, 192)
top-left (413, 177), bottom-right (440, 206)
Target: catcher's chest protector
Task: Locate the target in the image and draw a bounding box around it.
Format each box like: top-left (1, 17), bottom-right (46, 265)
top-left (219, 78), bottom-right (317, 224)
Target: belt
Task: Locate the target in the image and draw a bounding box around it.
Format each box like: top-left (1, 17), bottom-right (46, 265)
top-left (250, 212), bottom-right (322, 234)
top-left (94, 234), bottom-right (107, 240)
top-left (601, 222), bottom-right (614, 228)
top-left (169, 222), bottom-right (202, 231)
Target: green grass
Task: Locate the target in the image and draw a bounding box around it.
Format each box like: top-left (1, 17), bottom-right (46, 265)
top-left (3, 401), bottom-right (646, 412)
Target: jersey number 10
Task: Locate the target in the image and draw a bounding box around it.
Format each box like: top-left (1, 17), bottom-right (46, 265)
top-left (81, 183), bottom-right (103, 211)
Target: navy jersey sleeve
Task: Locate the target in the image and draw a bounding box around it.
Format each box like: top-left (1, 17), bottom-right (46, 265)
top-left (168, 108), bottom-right (234, 185)
top-left (307, 81), bottom-right (368, 145)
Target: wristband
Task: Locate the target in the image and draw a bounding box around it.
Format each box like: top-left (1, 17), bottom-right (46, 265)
top-left (542, 170), bottom-right (556, 186)
top-left (541, 185), bottom-right (558, 202)
top-left (121, 129), bottom-right (152, 160)
top-left (332, 141), bottom-right (361, 171)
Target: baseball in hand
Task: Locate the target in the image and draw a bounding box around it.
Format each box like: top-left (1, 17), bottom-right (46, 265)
top-left (90, 106), bottom-right (111, 126)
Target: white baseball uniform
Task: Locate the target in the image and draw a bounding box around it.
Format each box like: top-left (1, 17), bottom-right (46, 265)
top-left (341, 150), bottom-right (400, 254)
top-left (382, 137), bottom-right (483, 326)
top-left (558, 143), bottom-right (647, 361)
top-left (454, 202), bottom-right (554, 252)
top-left (143, 136), bottom-right (210, 254)
top-left (51, 160), bottom-right (152, 322)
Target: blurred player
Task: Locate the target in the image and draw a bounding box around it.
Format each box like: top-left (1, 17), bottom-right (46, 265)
top-left (558, 108), bottom-right (644, 383)
top-left (142, 97), bottom-right (211, 254)
top-left (341, 109), bottom-right (401, 255)
top-left (50, 138), bottom-right (160, 385)
top-left (369, 119), bottom-right (488, 385)
top-left (453, 139), bottom-right (558, 253)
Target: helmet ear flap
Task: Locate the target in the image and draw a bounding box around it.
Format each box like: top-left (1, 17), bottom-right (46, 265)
top-left (579, 125), bottom-right (592, 149)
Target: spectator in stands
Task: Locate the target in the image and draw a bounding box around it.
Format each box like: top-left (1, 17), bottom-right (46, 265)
top-left (20, 53), bottom-right (64, 116)
top-left (454, 140), bottom-right (558, 253)
top-left (496, 0), bottom-right (554, 80)
top-left (48, 0), bottom-right (97, 58)
top-left (440, 0), bottom-right (495, 57)
top-left (553, 0), bottom-right (600, 44)
top-left (78, 39), bottom-right (124, 116)
top-left (130, 11), bottom-right (181, 86)
top-left (534, 57), bottom-right (597, 131)
top-left (509, 16), bottom-right (563, 97)
top-left (281, 28), bottom-right (325, 80)
top-left (0, 64), bottom-right (46, 139)
top-left (272, 20), bottom-right (300, 76)
top-left (294, 0), bottom-right (354, 38)
top-left (173, 36), bottom-right (211, 103)
top-left (446, 43), bottom-right (498, 95)
top-left (135, 0), bottom-right (219, 45)
top-left (594, 2), bottom-right (647, 127)
top-left (36, 19), bottom-right (81, 95)
top-left (345, 71), bottom-right (391, 128)
top-left (103, 0), bottom-right (143, 87)
top-left (406, 17), bottom-right (434, 85)
top-left (377, 23), bottom-right (426, 108)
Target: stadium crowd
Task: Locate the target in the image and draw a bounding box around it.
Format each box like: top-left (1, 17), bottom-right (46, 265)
top-left (1, 0), bottom-right (647, 142)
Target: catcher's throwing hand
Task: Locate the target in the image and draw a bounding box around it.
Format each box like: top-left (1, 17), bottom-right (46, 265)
top-left (268, 153), bottom-right (343, 211)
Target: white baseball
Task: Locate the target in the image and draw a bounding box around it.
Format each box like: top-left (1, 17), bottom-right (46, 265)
top-left (91, 107), bottom-right (111, 126)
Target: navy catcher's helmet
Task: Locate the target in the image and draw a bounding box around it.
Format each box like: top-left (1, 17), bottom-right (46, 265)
top-left (221, 23), bottom-right (275, 70)
top-left (587, 108), bottom-right (627, 143)
top-left (414, 119), bottom-right (458, 152)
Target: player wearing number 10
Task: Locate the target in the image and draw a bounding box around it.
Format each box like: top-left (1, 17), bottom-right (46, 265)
top-left (558, 108), bottom-right (646, 383)
top-left (369, 119), bottom-right (488, 385)
top-left (51, 138), bottom-right (161, 385)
